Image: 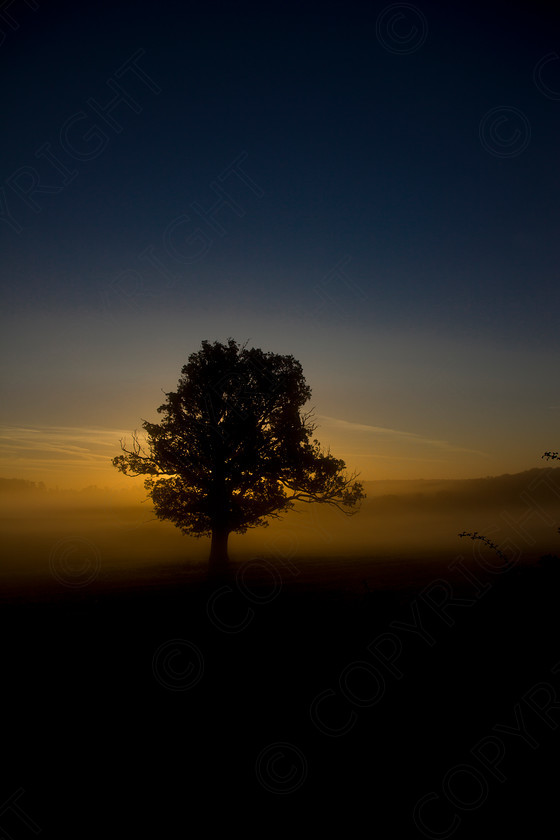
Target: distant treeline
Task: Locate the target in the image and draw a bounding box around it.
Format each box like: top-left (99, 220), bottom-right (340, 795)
top-left (364, 468), bottom-right (560, 513)
top-left (1, 468), bottom-right (560, 513)
top-left (0, 478), bottom-right (48, 495)
top-left (0, 479), bottom-right (137, 501)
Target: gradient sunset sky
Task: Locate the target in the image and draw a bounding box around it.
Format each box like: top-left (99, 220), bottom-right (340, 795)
top-left (1, 0), bottom-right (559, 489)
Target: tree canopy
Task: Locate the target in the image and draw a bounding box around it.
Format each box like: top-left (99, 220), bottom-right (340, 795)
top-left (113, 339), bottom-right (365, 571)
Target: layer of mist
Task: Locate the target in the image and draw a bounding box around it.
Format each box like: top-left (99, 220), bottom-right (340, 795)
top-left (2, 469), bottom-right (559, 599)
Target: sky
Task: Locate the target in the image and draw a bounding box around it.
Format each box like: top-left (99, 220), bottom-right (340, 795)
top-left (1, 0), bottom-right (559, 489)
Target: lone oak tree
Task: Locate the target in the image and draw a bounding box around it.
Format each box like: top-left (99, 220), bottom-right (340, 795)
top-left (113, 339), bottom-right (365, 574)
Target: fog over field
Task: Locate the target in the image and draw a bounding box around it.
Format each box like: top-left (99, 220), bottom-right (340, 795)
top-left (2, 468), bottom-right (559, 597)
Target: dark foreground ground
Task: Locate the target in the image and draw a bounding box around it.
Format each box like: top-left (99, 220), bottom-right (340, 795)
top-left (2, 550), bottom-right (560, 837)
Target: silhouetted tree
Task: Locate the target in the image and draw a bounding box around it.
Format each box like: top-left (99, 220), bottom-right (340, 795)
top-left (113, 339), bottom-right (365, 574)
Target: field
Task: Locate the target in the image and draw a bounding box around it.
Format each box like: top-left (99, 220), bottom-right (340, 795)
top-left (2, 474), bottom-right (560, 835)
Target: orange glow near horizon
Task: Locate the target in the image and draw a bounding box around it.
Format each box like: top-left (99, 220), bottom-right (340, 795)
top-left (0, 419), bottom-right (550, 491)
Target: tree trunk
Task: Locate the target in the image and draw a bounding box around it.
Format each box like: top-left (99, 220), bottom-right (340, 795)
top-left (208, 527), bottom-right (230, 577)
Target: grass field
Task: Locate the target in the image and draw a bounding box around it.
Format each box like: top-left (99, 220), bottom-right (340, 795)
top-left (2, 476), bottom-right (560, 835)
top-left (2, 549), bottom-right (560, 836)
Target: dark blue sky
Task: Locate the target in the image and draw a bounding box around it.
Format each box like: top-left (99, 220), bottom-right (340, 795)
top-left (1, 0), bottom-right (559, 484)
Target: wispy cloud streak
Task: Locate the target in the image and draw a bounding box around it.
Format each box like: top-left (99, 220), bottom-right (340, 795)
top-left (0, 425), bottom-right (138, 474)
top-left (317, 416), bottom-right (489, 458)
